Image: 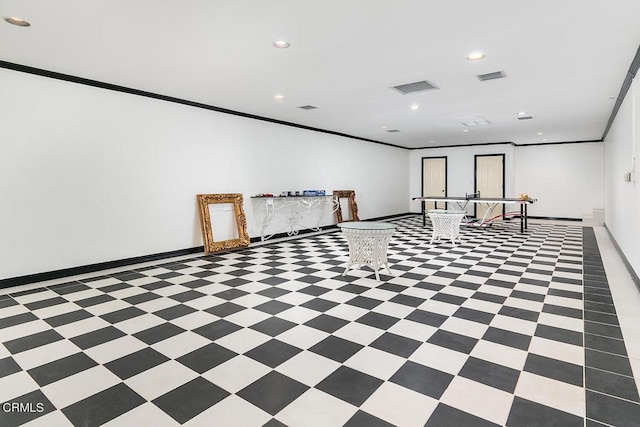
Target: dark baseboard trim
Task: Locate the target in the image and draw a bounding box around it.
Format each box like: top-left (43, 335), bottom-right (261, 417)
top-left (1, 213), bottom-right (416, 289)
top-left (0, 246), bottom-right (204, 289)
top-left (603, 224), bottom-right (640, 292)
top-left (527, 216), bottom-right (582, 222)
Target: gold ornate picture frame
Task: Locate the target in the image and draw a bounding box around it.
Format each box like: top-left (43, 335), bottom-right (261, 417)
top-left (334, 190), bottom-right (360, 223)
top-left (197, 193), bottom-right (250, 253)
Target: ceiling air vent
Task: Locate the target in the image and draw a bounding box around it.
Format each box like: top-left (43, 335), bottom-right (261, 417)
top-left (297, 105), bottom-right (317, 110)
top-left (391, 80), bottom-right (439, 94)
top-left (517, 115), bottom-right (534, 120)
top-left (456, 116), bottom-right (491, 126)
top-left (386, 129), bottom-right (400, 133)
top-left (477, 71), bottom-right (506, 81)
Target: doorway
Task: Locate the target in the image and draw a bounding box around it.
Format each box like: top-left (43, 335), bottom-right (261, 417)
top-left (474, 154), bottom-right (505, 220)
top-left (422, 156), bottom-right (447, 211)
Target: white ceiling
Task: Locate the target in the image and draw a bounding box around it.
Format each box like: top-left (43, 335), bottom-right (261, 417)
top-left (1, 0), bottom-right (639, 149)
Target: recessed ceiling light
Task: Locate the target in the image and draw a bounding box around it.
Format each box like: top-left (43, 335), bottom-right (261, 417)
top-left (4, 16), bottom-right (30, 27)
top-left (429, 140), bottom-right (435, 143)
top-left (272, 40), bottom-right (290, 48)
top-left (543, 138), bottom-right (548, 142)
top-left (463, 129), bottom-right (469, 133)
top-left (517, 111), bottom-right (527, 116)
top-left (466, 51), bottom-right (485, 61)
top-left (274, 94), bottom-right (284, 101)
top-left (381, 126), bottom-right (387, 129)
top-left (410, 104), bottom-right (420, 110)
top-left (537, 132), bottom-right (543, 135)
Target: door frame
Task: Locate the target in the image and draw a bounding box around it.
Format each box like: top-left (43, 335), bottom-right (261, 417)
top-left (421, 156), bottom-right (448, 221)
top-left (474, 153), bottom-right (505, 219)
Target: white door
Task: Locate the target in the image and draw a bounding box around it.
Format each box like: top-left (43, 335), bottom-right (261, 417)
top-left (475, 154), bottom-right (504, 220)
top-left (422, 157), bottom-right (447, 211)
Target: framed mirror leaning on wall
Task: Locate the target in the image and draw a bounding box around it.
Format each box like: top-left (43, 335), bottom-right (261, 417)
top-left (197, 193), bottom-right (250, 253)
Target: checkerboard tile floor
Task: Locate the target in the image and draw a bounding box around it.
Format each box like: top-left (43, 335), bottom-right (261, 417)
top-left (1, 216), bottom-right (639, 426)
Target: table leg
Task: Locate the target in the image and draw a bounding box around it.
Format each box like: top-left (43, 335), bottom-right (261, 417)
top-left (520, 204), bottom-right (524, 233)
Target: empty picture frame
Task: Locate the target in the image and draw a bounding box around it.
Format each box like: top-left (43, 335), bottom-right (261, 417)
top-left (197, 193), bottom-right (250, 253)
top-left (334, 190), bottom-right (360, 223)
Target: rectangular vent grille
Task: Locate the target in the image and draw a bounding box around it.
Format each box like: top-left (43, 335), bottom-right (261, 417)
top-left (477, 71), bottom-right (506, 81)
top-left (392, 80), bottom-right (439, 94)
top-left (517, 115), bottom-right (534, 120)
top-left (386, 129), bottom-right (400, 133)
top-left (456, 116), bottom-right (490, 126)
top-left (298, 105), bottom-right (317, 110)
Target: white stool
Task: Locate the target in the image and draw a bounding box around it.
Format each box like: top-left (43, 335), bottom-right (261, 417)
top-left (338, 222), bottom-right (396, 281)
top-left (427, 210), bottom-right (466, 246)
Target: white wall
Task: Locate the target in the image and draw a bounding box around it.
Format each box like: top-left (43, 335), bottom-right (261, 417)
top-left (409, 141), bottom-right (604, 219)
top-left (409, 144), bottom-right (516, 214)
top-left (604, 75), bottom-right (640, 277)
top-left (514, 142), bottom-right (604, 218)
top-left (0, 69), bottom-right (409, 279)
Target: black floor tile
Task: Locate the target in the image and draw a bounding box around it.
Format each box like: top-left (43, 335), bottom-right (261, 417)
top-left (250, 317), bottom-right (297, 337)
top-left (24, 296), bottom-right (68, 311)
top-left (0, 312), bottom-right (38, 329)
top-left (300, 298), bottom-right (339, 312)
top-left (153, 377), bottom-right (229, 423)
top-left (214, 288), bottom-right (249, 300)
top-left (304, 314), bottom-right (349, 333)
top-left (523, 353), bottom-right (583, 387)
top-left (193, 319), bottom-right (243, 341)
top-left (309, 335), bottom-right (363, 363)
top-left (123, 292), bottom-right (161, 305)
top-left (70, 326), bottom-right (126, 350)
top-left (344, 410), bottom-right (396, 427)
top-left (585, 367), bottom-right (640, 402)
top-left (245, 339), bottom-right (302, 368)
top-left (28, 352), bottom-right (98, 386)
top-left (75, 294), bottom-right (116, 308)
top-left (498, 306), bottom-right (539, 322)
top-left (506, 396), bottom-right (583, 427)
top-left (176, 343), bottom-right (237, 374)
top-left (346, 296), bottom-right (383, 310)
top-left (4, 329), bottom-right (64, 354)
top-left (154, 304), bottom-right (198, 321)
top-left (133, 322), bottom-right (186, 345)
top-left (105, 347), bottom-right (170, 380)
top-left (356, 312), bottom-right (400, 330)
top-left (238, 371), bottom-right (309, 416)
top-left (204, 302), bottom-right (246, 317)
top-left (586, 390), bottom-right (640, 427)
top-left (389, 361), bottom-right (453, 399)
top-left (585, 334), bottom-right (628, 356)
top-left (426, 403), bottom-right (500, 427)
top-left (100, 306), bottom-right (146, 324)
top-left (316, 366), bottom-right (383, 406)
top-left (370, 332), bottom-right (421, 358)
top-left (585, 349), bottom-right (635, 377)
top-left (62, 384), bottom-right (144, 425)
top-left (453, 307), bottom-right (495, 325)
top-left (428, 330), bottom-right (478, 354)
top-left (0, 356), bottom-right (22, 378)
top-left (459, 356), bottom-right (520, 393)
top-left (534, 324), bottom-right (583, 346)
top-left (406, 309), bottom-right (448, 327)
top-left (482, 327), bottom-right (531, 351)
top-left (254, 300), bottom-right (294, 315)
